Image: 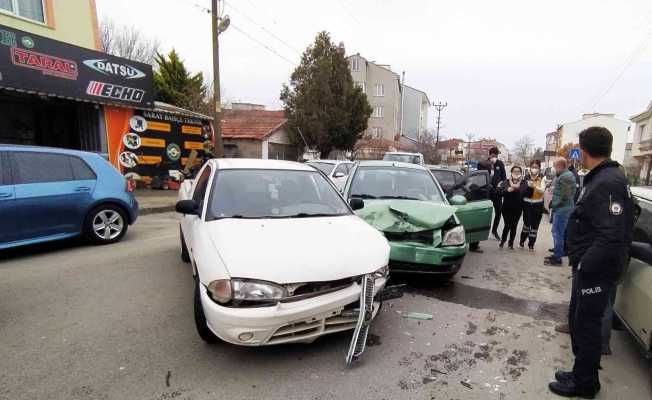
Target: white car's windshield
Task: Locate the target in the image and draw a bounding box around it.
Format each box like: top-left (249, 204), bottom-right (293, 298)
top-left (307, 162), bottom-right (335, 175)
top-left (207, 169), bottom-right (350, 220)
top-left (349, 167), bottom-right (445, 202)
top-left (383, 154), bottom-right (420, 164)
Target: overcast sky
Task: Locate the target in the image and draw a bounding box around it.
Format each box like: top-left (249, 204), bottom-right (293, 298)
top-left (97, 0), bottom-right (652, 148)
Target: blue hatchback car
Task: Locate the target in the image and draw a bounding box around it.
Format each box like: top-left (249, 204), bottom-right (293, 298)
top-left (0, 145), bottom-right (138, 250)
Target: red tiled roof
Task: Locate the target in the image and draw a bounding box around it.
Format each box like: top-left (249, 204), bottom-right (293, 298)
top-left (220, 109), bottom-right (287, 140)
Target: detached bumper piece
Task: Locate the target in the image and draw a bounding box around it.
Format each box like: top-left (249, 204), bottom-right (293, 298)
top-left (345, 274), bottom-right (375, 367)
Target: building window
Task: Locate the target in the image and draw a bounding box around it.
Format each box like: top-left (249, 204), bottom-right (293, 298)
top-left (372, 127), bottom-right (383, 138)
top-left (373, 106), bottom-right (384, 118)
top-left (374, 84), bottom-right (384, 97)
top-left (0, 0), bottom-right (45, 23)
top-left (351, 58), bottom-right (360, 71)
top-left (355, 81), bottom-right (366, 93)
top-left (639, 123), bottom-right (648, 142)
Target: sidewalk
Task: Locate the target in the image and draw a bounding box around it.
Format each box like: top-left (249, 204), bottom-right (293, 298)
top-left (135, 189), bottom-right (178, 215)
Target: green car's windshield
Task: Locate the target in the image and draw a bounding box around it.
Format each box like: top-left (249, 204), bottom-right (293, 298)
top-left (350, 167), bottom-right (446, 203)
top-left (382, 154), bottom-right (421, 164)
top-left (207, 169), bottom-right (351, 220)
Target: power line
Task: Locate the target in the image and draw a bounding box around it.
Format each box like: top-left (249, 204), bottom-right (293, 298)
top-left (335, 0), bottom-right (361, 25)
top-left (178, 0), bottom-right (296, 66)
top-left (587, 24), bottom-right (652, 109)
top-left (230, 23), bottom-right (296, 66)
top-left (223, 0), bottom-right (302, 55)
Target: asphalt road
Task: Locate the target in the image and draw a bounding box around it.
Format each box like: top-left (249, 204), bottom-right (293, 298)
top-left (1, 213), bottom-right (650, 400)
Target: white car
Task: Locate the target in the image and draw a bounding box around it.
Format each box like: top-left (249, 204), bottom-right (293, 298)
top-left (382, 151), bottom-right (425, 165)
top-left (176, 159), bottom-right (390, 346)
top-left (306, 159), bottom-right (354, 190)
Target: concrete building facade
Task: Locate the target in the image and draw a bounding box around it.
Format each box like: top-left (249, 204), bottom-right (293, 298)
top-left (558, 113), bottom-right (630, 164)
top-left (630, 102), bottom-right (652, 184)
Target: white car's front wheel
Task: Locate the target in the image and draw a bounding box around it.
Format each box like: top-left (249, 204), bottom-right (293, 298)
top-left (194, 278), bottom-right (220, 343)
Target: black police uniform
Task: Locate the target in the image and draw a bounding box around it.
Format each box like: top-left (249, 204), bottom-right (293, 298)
top-left (565, 160), bottom-right (634, 391)
top-left (488, 158), bottom-right (507, 235)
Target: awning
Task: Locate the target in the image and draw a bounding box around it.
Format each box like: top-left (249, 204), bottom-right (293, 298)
top-left (0, 24), bottom-right (154, 109)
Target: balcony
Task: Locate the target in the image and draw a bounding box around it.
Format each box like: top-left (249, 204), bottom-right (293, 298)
top-left (633, 139), bottom-right (652, 157)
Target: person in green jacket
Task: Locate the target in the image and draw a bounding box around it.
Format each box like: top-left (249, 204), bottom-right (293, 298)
top-left (545, 158), bottom-right (576, 266)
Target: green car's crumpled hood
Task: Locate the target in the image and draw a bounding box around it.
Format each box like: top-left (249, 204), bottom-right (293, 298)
top-left (356, 200), bottom-right (456, 233)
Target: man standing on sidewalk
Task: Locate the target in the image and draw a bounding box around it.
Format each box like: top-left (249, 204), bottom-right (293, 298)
top-left (545, 158), bottom-right (575, 266)
top-left (548, 127), bottom-right (634, 398)
top-left (488, 147), bottom-right (507, 240)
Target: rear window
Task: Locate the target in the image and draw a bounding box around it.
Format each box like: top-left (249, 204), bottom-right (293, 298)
top-left (13, 152), bottom-right (74, 184)
top-left (70, 156), bottom-right (97, 180)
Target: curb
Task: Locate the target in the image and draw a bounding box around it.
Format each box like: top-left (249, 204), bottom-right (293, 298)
top-left (139, 205), bottom-right (176, 216)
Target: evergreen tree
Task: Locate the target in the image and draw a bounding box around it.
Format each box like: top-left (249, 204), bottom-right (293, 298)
top-left (153, 50), bottom-right (208, 113)
top-left (280, 32), bottom-right (372, 156)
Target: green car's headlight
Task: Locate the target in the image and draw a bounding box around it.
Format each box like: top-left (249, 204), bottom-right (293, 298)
top-left (442, 225), bottom-right (465, 246)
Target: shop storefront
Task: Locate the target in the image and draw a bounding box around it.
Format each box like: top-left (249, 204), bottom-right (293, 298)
top-left (0, 24), bottom-right (212, 185)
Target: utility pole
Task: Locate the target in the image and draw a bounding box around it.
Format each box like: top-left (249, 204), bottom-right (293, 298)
top-left (399, 71), bottom-right (405, 137)
top-left (465, 132), bottom-right (475, 169)
top-left (211, 0), bottom-right (229, 157)
top-left (433, 101), bottom-right (447, 151)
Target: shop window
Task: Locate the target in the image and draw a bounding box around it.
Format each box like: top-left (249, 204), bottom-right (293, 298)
top-left (12, 152), bottom-right (74, 184)
top-left (70, 156), bottom-right (97, 180)
top-left (0, 0), bottom-right (45, 23)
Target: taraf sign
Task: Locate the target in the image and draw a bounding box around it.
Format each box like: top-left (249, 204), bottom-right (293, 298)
top-left (0, 24), bottom-right (154, 109)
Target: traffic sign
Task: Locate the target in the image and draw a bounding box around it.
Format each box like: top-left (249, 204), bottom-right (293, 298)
top-left (568, 148), bottom-right (581, 160)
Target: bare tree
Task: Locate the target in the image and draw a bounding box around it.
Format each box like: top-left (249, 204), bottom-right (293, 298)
top-left (100, 17), bottom-right (160, 65)
top-left (416, 131), bottom-right (439, 164)
top-left (512, 135), bottom-right (535, 165)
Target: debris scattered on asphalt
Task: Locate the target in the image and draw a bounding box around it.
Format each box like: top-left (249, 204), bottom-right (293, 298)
top-left (403, 312), bottom-right (433, 320)
top-left (165, 371), bottom-right (171, 387)
top-left (460, 275), bottom-right (473, 279)
top-left (430, 368), bottom-right (446, 375)
top-left (366, 333), bottom-right (382, 346)
top-left (465, 321), bottom-right (478, 335)
top-left (460, 380), bottom-right (473, 389)
top-left (422, 376), bottom-right (437, 384)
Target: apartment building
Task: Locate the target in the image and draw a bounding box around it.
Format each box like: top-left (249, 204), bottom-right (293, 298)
top-left (558, 113), bottom-right (630, 164)
top-left (347, 53), bottom-right (429, 144)
top-left (630, 101), bottom-right (652, 184)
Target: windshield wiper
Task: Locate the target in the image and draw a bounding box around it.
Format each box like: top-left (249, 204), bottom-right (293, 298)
top-left (351, 194), bottom-right (377, 199)
top-left (287, 213), bottom-right (343, 218)
top-left (379, 195), bottom-right (419, 200)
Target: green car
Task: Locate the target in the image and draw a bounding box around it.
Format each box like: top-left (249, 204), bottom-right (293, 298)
top-left (342, 161), bottom-right (493, 278)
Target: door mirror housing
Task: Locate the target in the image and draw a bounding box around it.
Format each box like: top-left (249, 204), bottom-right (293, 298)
top-left (176, 199), bottom-right (200, 215)
top-left (349, 198), bottom-right (364, 211)
top-left (334, 172), bottom-right (346, 178)
top-left (449, 195), bottom-right (468, 206)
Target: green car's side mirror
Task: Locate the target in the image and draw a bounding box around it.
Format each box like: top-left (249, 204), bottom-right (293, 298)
top-left (449, 195), bottom-right (467, 206)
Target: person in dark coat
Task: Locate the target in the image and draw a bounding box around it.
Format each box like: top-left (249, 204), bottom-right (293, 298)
top-left (487, 147), bottom-right (507, 240)
top-left (497, 165), bottom-right (526, 250)
top-left (548, 127), bottom-right (635, 399)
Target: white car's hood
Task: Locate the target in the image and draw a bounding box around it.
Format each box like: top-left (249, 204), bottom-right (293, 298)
top-left (203, 215), bottom-right (389, 284)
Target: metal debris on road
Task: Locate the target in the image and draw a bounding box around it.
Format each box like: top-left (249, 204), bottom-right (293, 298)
top-left (460, 380), bottom-right (473, 389)
top-left (402, 312), bottom-right (433, 320)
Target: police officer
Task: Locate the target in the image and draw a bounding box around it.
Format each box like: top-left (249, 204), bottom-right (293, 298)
top-left (487, 146), bottom-right (507, 240)
top-left (548, 127), bottom-right (634, 398)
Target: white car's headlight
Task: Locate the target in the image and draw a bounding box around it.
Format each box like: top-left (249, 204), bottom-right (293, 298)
top-left (442, 225), bottom-right (465, 246)
top-left (373, 265), bottom-right (389, 279)
top-left (231, 279), bottom-right (288, 302)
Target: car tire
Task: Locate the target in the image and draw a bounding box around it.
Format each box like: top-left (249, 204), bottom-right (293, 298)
top-left (180, 227), bottom-right (190, 263)
top-left (194, 278), bottom-right (220, 343)
top-left (84, 204), bottom-right (128, 245)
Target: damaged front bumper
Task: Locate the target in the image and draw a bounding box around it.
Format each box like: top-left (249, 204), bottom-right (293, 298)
top-left (199, 277), bottom-right (387, 346)
top-left (388, 241), bottom-right (467, 275)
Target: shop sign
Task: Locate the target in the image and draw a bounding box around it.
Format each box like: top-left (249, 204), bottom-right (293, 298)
top-left (83, 59), bottom-right (146, 79)
top-left (11, 48), bottom-right (78, 80)
top-left (87, 81), bottom-right (145, 102)
top-left (0, 23), bottom-right (154, 108)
